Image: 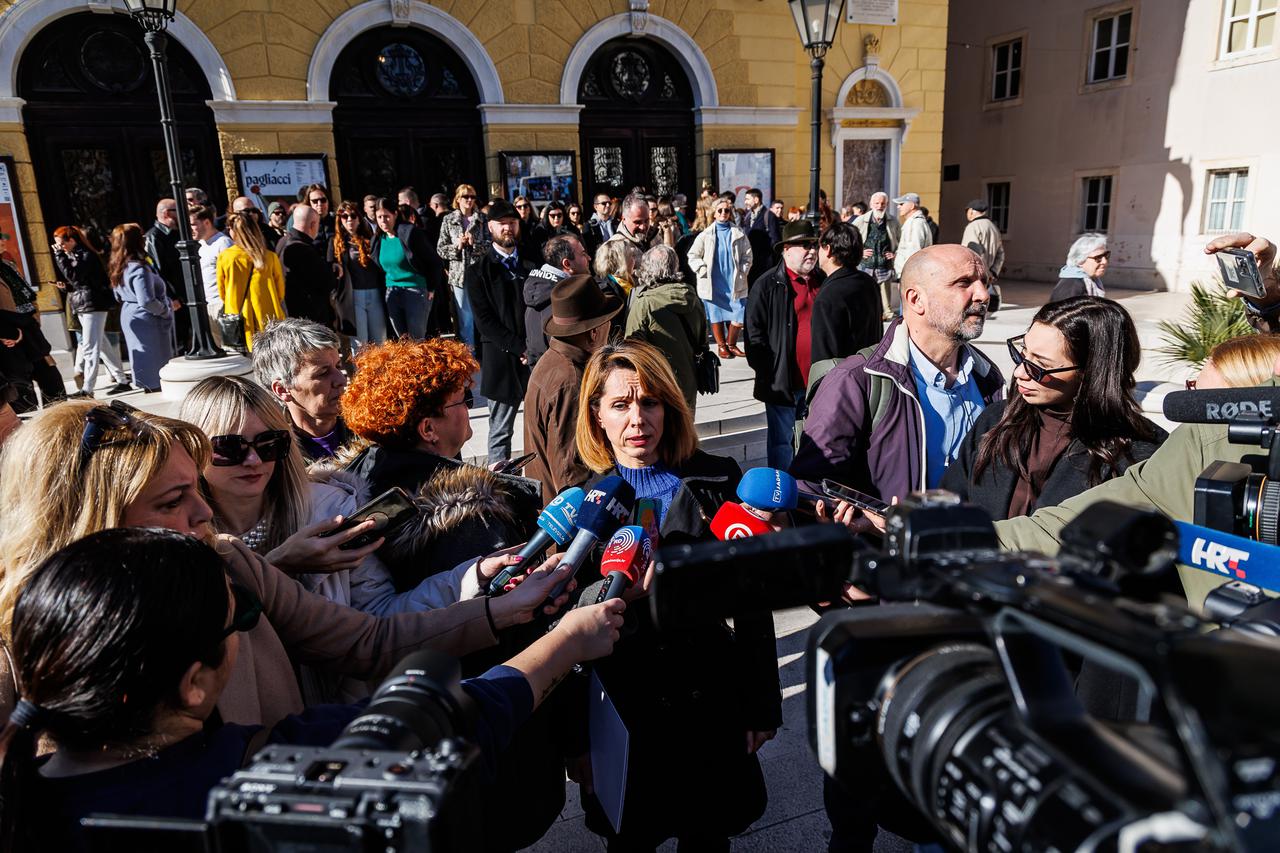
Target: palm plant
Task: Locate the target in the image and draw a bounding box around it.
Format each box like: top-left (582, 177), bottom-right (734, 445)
top-left (1156, 281), bottom-right (1252, 369)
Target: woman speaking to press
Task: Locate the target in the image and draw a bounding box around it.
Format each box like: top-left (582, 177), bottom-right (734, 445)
top-left (941, 296), bottom-right (1165, 520)
top-left (572, 339), bottom-right (781, 852)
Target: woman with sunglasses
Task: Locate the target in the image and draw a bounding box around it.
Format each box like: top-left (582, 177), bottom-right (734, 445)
top-left (333, 200), bottom-right (386, 346)
top-left (531, 200), bottom-right (567, 253)
top-left (0, 528), bottom-right (625, 851)
top-left (1051, 233), bottom-right (1111, 303)
top-left (941, 296), bottom-right (1164, 521)
top-left (437, 184), bottom-right (488, 348)
top-left (0, 400), bottom-right (579, 731)
top-left (565, 201), bottom-right (586, 239)
top-left (215, 212), bottom-right (285, 353)
top-left (687, 195), bottom-right (752, 359)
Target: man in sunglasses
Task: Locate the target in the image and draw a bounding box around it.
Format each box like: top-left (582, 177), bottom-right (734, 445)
top-left (792, 244), bottom-right (1004, 505)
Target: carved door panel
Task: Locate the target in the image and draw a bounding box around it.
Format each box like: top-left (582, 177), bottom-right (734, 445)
top-left (841, 139), bottom-right (889, 210)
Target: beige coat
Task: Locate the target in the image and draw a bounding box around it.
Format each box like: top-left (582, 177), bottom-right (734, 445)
top-left (686, 224), bottom-right (752, 302)
top-left (961, 215), bottom-right (1006, 279)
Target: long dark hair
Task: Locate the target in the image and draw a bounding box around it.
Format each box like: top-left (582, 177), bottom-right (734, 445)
top-left (0, 529), bottom-right (229, 851)
top-left (974, 296), bottom-right (1156, 486)
top-left (107, 223), bottom-right (147, 288)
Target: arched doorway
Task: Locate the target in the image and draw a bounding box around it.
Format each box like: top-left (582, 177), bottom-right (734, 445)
top-left (330, 26), bottom-right (484, 202)
top-left (18, 12), bottom-right (224, 246)
top-left (578, 38), bottom-right (695, 202)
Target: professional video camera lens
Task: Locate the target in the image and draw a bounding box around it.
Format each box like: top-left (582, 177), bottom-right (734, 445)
top-left (331, 650), bottom-right (475, 752)
top-left (1239, 472), bottom-right (1280, 545)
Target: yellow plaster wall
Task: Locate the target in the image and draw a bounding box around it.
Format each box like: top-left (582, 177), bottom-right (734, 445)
top-left (0, 126), bottom-right (58, 308)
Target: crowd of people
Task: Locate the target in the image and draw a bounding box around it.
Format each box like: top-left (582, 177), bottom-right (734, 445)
top-left (0, 160), bottom-right (1276, 853)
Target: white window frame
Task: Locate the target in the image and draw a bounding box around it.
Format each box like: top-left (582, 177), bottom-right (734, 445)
top-left (1219, 0), bottom-right (1278, 58)
top-left (985, 181), bottom-right (1011, 234)
top-left (990, 38), bottom-right (1023, 102)
top-left (1202, 168), bottom-right (1250, 234)
top-left (1081, 175), bottom-right (1114, 232)
top-left (1089, 9), bottom-right (1133, 82)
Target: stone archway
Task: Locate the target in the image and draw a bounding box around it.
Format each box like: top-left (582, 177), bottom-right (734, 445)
top-left (829, 66), bottom-right (919, 209)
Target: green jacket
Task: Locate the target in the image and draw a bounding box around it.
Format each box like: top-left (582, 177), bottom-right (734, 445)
top-left (625, 278), bottom-right (706, 413)
top-left (996, 419), bottom-right (1252, 611)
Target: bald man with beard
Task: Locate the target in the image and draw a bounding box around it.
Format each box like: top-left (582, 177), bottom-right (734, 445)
top-left (791, 244), bottom-right (1005, 502)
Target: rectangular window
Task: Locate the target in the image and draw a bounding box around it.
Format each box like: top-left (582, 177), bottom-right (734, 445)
top-left (986, 182), bottom-right (1011, 233)
top-left (1204, 168), bottom-right (1249, 232)
top-left (1090, 10), bottom-right (1133, 82)
top-left (991, 38), bottom-right (1023, 101)
top-left (1081, 175), bottom-right (1113, 231)
top-left (1221, 0), bottom-right (1277, 57)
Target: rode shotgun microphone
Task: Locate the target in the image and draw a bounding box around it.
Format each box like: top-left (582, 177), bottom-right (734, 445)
top-left (488, 487), bottom-right (585, 595)
top-left (595, 525), bottom-right (651, 602)
top-left (544, 476), bottom-right (636, 603)
top-left (709, 502), bottom-right (774, 540)
top-left (1163, 387), bottom-right (1280, 424)
top-left (737, 467), bottom-right (799, 512)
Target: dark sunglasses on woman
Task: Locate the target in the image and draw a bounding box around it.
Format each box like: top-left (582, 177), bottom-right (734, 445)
top-left (1006, 335), bottom-right (1078, 384)
top-left (210, 430), bottom-right (292, 466)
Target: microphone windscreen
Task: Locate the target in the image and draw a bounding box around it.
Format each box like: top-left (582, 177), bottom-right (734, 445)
top-left (575, 476), bottom-right (636, 539)
top-left (600, 525), bottom-right (650, 583)
top-left (709, 502), bottom-right (774, 540)
top-left (1162, 387), bottom-right (1280, 424)
top-left (537, 487), bottom-right (585, 545)
top-left (737, 467), bottom-right (799, 511)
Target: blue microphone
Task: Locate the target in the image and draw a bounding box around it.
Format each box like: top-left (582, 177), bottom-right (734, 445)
top-left (545, 476), bottom-right (636, 603)
top-left (488, 487), bottom-right (585, 595)
top-left (738, 467), bottom-right (799, 512)
top-left (1174, 520), bottom-right (1280, 594)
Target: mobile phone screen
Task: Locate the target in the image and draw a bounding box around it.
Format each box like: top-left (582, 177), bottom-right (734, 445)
top-left (319, 487), bottom-right (418, 550)
top-left (820, 480), bottom-right (890, 515)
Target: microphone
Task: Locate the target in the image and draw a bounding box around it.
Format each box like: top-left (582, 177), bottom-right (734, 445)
top-left (1174, 520), bottom-right (1280, 594)
top-left (1162, 387), bottom-right (1280, 424)
top-left (595, 525), bottom-right (651, 602)
top-left (737, 467), bottom-right (799, 512)
top-left (545, 476), bottom-right (636, 602)
top-left (709, 502), bottom-right (774, 540)
top-left (488, 487), bottom-right (585, 595)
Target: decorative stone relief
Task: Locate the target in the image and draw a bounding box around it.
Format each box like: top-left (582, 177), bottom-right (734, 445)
top-left (629, 0), bottom-right (650, 35)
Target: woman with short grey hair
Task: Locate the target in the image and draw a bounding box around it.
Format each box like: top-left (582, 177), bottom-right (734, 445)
top-left (625, 244), bottom-right (707, 413)
top-left (1051, 232), bottom-right (1110, 302)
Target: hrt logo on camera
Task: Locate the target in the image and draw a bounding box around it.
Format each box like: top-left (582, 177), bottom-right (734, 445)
top-left (1190, 537), bottom-right (1250, 579)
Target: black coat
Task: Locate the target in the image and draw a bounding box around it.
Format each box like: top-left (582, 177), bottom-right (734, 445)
top-left (465, 248), bottom-right (533, 404)
top-left (809, 265), bottom-right (883, 364)
top-left (576, 450), bottom-right (782, 844)
top-left (1049, 277), bottom-right (1090, 303)
top-left (143, 222), bottom-right (183, 303)
top-left (744, 259), bottom-right (824, 405)
top-left (52, 247), bottom-right (115, 314)
top-left (278, 228), bottom-right (337, 329)
top-left (940, 399), bottom-right (1167, 520)
top-left (370, 221), bottom-right (437, 284)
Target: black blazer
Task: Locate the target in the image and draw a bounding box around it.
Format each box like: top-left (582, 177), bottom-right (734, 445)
top-left (809, 265), bottom-right (883, 364)
top-left (941, 399), bottom-right (1167, 520)
top-left (1049, 277), bottom-right (1089, 303)
top-left (465, 248), bottom-right (534, 404)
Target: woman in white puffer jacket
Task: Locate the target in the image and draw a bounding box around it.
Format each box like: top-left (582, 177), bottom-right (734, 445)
top-left (686, 196), bottom-right (752, 359)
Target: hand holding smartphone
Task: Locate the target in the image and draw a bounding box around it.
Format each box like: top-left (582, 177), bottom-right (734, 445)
top-left (318, 487), bottom-right (419, 551)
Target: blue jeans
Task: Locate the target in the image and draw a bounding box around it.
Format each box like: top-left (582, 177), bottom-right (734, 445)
top-left (385, 286), bottom-right (429, 340)
top-left (353, 289), bottom-right (388, 346)
top-left (452, 284), bottom-right (474, 348)
top-left (487, 400), bottom-right (518, 465)
top-left (765, 391), bottom-right (805, 470)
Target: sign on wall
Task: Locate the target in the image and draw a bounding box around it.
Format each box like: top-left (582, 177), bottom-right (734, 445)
top-left (0, 156), bottom-right (40, 302)
top-left (846, 0), bottom-right (899, 26)
top-left (234, 155), bottom-right (331, 212)
top-left (499, 152), bottom-right (577, 212)
top-left (713, 150), bottom-right (775, 209)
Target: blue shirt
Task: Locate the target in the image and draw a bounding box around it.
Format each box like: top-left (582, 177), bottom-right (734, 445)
top-left (906, 338), bottom-right (986, 488)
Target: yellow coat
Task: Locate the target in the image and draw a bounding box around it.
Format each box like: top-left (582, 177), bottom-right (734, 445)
top-left (216, 246), bottom-right (286, 351)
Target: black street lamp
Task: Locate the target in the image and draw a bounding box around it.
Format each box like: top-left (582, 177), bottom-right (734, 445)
top-left (789, 0), bottom-right (843, 226)
top-left (123, 0), bottom-right (224, 359)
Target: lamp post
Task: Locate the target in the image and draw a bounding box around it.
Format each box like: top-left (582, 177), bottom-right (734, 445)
top-left (789, 0), bottom-right (843, 226)
top-left (123, 0), bottom-right (224, 359)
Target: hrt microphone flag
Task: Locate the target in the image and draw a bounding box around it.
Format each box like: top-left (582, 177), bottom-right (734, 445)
top-left (1175, 520), bottom-right (1280, 594)
top-left (545, 476), bottom-right (636, 602)
top-left (488, 486), bottom-right (584, 595)
top-left (597, 525), bottom-right (650, 602)
top-left (709, 502), bottom-right (774, 540)
top-left (738, 467), bottom-right (799, 512)
top-left (1163, 387), bottom-right (1280, 424)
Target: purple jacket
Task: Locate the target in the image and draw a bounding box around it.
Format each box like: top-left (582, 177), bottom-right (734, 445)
top-left (790, 318), bottom-right (1004, 501)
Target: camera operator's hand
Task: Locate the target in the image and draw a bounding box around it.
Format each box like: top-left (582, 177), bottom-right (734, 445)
top-left (487, 555), bottom-right (576, 628)
top-left (1206, 232), bottom-right (1278, 305)
top-left (265, 515), bottom-right (383, 574)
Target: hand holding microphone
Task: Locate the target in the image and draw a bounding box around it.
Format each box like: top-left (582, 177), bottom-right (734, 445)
top-left (594, 525), bottom-right (652, 602)
top-left (544, 476), bottom-right (636, 605)
top-left (489, 487), bottom-right (585, 595)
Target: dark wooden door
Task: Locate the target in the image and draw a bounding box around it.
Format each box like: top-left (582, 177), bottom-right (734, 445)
top-left (581, 120), bottom-right (694, 202)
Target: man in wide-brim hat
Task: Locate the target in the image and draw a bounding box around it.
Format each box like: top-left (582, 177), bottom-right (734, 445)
top-left (522, 274), bottom-right (622, 503)
top-left (745, 218), bottom-right (826, 469)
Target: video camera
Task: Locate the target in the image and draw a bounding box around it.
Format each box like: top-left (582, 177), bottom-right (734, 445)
top-left (650, 492), bottom-right (1280, 852)
top-left (86, 651), bottom-right (484, 853)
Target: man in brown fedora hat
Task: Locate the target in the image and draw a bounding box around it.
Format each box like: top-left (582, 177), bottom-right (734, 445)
top-left (522, 274), bottom-right (622, 503)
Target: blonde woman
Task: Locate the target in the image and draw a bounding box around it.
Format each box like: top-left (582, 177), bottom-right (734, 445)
top-left (0, 400), bottom-right (577, 727)
top-left (216, 212), bottom-right (285, 351)
top-left (570, 339), bottom-right (780, 849)
top-left (594, 238), bottom-right (640, 335)
top-left (436, 183), bottom-right (489, 347)
top-left (686, 196), bottom-right (752, 358)
top-left (1191, 334), bottom-right (1280, 389)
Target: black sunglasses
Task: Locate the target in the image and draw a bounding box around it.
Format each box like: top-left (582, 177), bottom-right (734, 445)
top-left (79, 399), bottom-right (143, 471)
top-left (210, 430), bottom-right (292, 466)
top-left (1007, 336), bottom-right (1078, 383)
top-left (442, 390), bottom-right (475, 411)
top-left (219, 581), bottom-right (263, 641)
